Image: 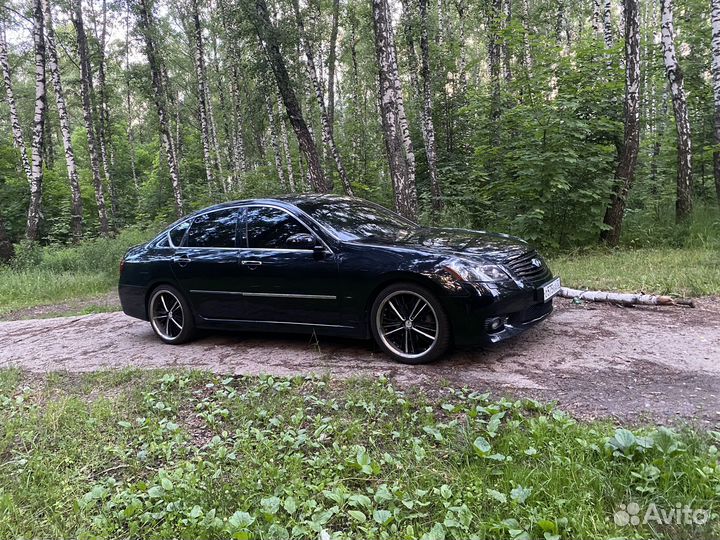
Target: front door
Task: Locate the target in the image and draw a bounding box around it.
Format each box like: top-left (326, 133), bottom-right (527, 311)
top-left (237, 205), bottom-right (341, 326)
top-left (171, 207), bottom-right (245, 320)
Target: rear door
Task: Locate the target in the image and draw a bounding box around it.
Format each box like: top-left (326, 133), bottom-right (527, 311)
top-left (171, 207), bottom-right (245, 320)
top-left (237, 205), bottom-right (341, 325)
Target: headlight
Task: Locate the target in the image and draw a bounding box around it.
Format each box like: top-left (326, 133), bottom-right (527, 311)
top-left (444, 258), bottom-right (512, 283)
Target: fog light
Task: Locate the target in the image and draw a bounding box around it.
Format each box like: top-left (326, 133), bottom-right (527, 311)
top-left (486, 317), bottom-right (506, 333)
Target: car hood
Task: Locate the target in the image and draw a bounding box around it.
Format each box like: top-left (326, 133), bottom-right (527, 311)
top-left (358, 227), bottom-right (530, 262)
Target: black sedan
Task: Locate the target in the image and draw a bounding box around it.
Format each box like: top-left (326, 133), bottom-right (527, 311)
top-left (119, 195), bottom-right (561, 364)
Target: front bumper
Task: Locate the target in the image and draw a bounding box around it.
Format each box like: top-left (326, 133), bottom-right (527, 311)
top-left (444, 281), bottom-right (555, 347)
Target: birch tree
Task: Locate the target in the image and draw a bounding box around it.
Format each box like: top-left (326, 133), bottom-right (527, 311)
top-left (603, 0), bottom-right (613, 48)
top-left (372, 0), bottom-right (417, 219)
top-left (72, 0), bottom-right (110, 235)
top-left (277, 92), bottom-right (296, 192)
top-left (292, 0), bottom-right (353, 195)
top-left (419, 0), bottom-right (442, 210)
top-left (136, 0), bottom-right (184, 216)
top-left (264, 93), bottom-right (288, 190)
top-left (189, 0), bottom-right (216, 191)
top-left (42, 0), bottom-right (83, 240)
top-left (712, 0), bottom-right (720, 207)
top-left (248, 0), bottom-right (327, 193)
top-left (660, 0), bottom-right (693, 221)
top-left (27, 0), bottom-right (47, 241)
top-left (327, 0), bottom-right (340, 129)
top-left (0, 24), bottom-right (32, 185)
top-left (601, 0), bottom-right (640, 246)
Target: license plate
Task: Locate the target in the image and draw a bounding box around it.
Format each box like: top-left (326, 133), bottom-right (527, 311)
top-left (541, 277), bottom-right (562, 302)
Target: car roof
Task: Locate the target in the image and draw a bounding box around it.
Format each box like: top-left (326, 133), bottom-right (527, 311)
top-left (197, 193), bottom-right (354, 214)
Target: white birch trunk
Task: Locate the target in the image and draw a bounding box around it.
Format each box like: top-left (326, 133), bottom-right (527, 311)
top-left (660, 0), bottom-right (693, 220)
top-left (603, 0), bottom-right (614, 48)
top-left (383, 0), bottom-right (417, 204)
top-left (189, 0), bottom-right (215, 192)
top-left (72, 0), bottom-right (110, 235)
top-left (419, 0), bottom-right (443, 210)
top-left (592, 0), bottom-right (602, 34)
top-left (372, 0), bottom-right (417, 219)
top-left (521, 0), bottom-right (533, 76)
top-left (711, 0), bottom-right (720, 207)
top-left (0, 24), bottom-right (33, 185)
top-left (277, 92), bottom-right (296, 192)
top-left (265, 94), bottom-right (288, 190)
top-left (42, 0), bottom-right (83, 240)
top-left (137, 0), bottom-right (184, 216)
top-left (292, 0), bottom-right (353, 196)
top-left (27, 0), bottom-right (47, 241)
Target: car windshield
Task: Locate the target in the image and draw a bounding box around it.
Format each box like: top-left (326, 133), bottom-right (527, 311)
top-left (297, 198), bottom-right (419, 241)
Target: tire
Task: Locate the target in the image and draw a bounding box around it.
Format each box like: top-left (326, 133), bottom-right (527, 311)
top-left (370, 282), bottom-right (451, 364)
top-left (147, 284), bottom-right (196, 344)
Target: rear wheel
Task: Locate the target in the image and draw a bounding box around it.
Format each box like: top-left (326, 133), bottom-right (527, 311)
top-left (370, 283), bottom-right (450, 364)
top-left (148, 285), bottom-right (196, 344)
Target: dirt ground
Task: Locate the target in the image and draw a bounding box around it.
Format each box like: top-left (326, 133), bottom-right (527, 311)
top-left (1, 297), bottom-right (719, 426)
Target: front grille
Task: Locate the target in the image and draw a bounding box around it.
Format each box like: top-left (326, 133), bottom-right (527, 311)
top-left (504, 250), bottom-right (550, 283)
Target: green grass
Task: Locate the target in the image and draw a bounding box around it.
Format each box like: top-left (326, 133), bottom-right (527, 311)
top-left (550, 247), bottom-right (720, 297)
top-left (0, 370), bottom-right (718, 539)
top-left (0, 228), bottom-right (152, 316)
top-left (0, 269), bottom-right (116, 315)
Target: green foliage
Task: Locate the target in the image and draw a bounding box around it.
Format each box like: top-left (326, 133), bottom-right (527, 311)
top-left (550, 246), bottom-right (720, 297)
top-left (0, 228), bottom-right (154, 315)
top-left (0, 371), bottom-right (718, 539)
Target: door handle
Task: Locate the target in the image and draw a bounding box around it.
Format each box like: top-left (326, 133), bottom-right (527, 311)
top-left (241, 260), bottom-right (262, 270)
top-left (173, 254), bottom-right (191, 267)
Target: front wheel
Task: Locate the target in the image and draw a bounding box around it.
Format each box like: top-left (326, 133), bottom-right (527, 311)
top-left (148, 285), bottom-right (196, 344)
top-left (370, 283), bottom-right (450, 364)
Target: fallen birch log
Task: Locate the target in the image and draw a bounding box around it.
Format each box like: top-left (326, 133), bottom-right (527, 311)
top-left (558, 287), bottom-right (695, 308)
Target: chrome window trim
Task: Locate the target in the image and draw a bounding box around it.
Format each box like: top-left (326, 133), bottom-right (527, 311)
top-left (240, 203), bottom-right (334, 254)
top-left (190, 289), bottom-right (336, 300)
top-left (168, 203), bottom-right (334, 254)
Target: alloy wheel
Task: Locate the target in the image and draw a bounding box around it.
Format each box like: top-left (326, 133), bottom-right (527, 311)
top-left (150, 290), bottom-right (185, 341)
top-left (376, 290), bottom-right (439, 360)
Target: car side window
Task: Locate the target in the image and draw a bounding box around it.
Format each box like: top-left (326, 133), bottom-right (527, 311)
top-left (168, 220), bottom-right (190, 247)
top-left (186, 209), bottom-right (238, 248)
top-left (245, 206), bottom-right (311, 249)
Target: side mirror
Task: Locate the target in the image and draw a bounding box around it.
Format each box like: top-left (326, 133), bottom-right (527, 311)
top-left (286, 232), bottom-right (318, 250)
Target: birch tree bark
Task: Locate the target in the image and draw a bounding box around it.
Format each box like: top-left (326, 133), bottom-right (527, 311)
top-left (327, 0), bottom-right (340, 129)
top-left (0, 24), bottom-right (33, 185)
top-left (372, 0), bottom-right (417, 219)
top-left (419, 0), bottom-right (442, 210)
top-left (97, 0), bottom-right (116, 222)
top-left (601, 0), bottom-right (640, 246)
top-left (277, 92), bottom-right (296, 192)
top-left (125, 0), bottom-right (139, 192)
top-left (42, 0), bottom-right (83, 240)
top-left (136, 0), bottom-right (184, 216)
top-left (217, 0), bottom-right (248, 185)
top-left (711, 0), bottom-right (720, 207)
top-left (189, 0), bottom-right (216, 192)
top-left (603, 0), bottom-right (614, 48)
top-left (27, 0), bottom-right (47, 241)
top-left (249, 0), bottom-right (327, 193)
top-left (520, 0), bottom-right (533, 77)
top-left (660, 0), bottom-right (693, 221)
top-left (592, 0), bottom-right (602, 34)
top-left (264, 93), bottom-right (288, 190)
top-left (292, 0), bottom-right (353, 195)
top-left (72, 0), bottom-right (110, 235)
